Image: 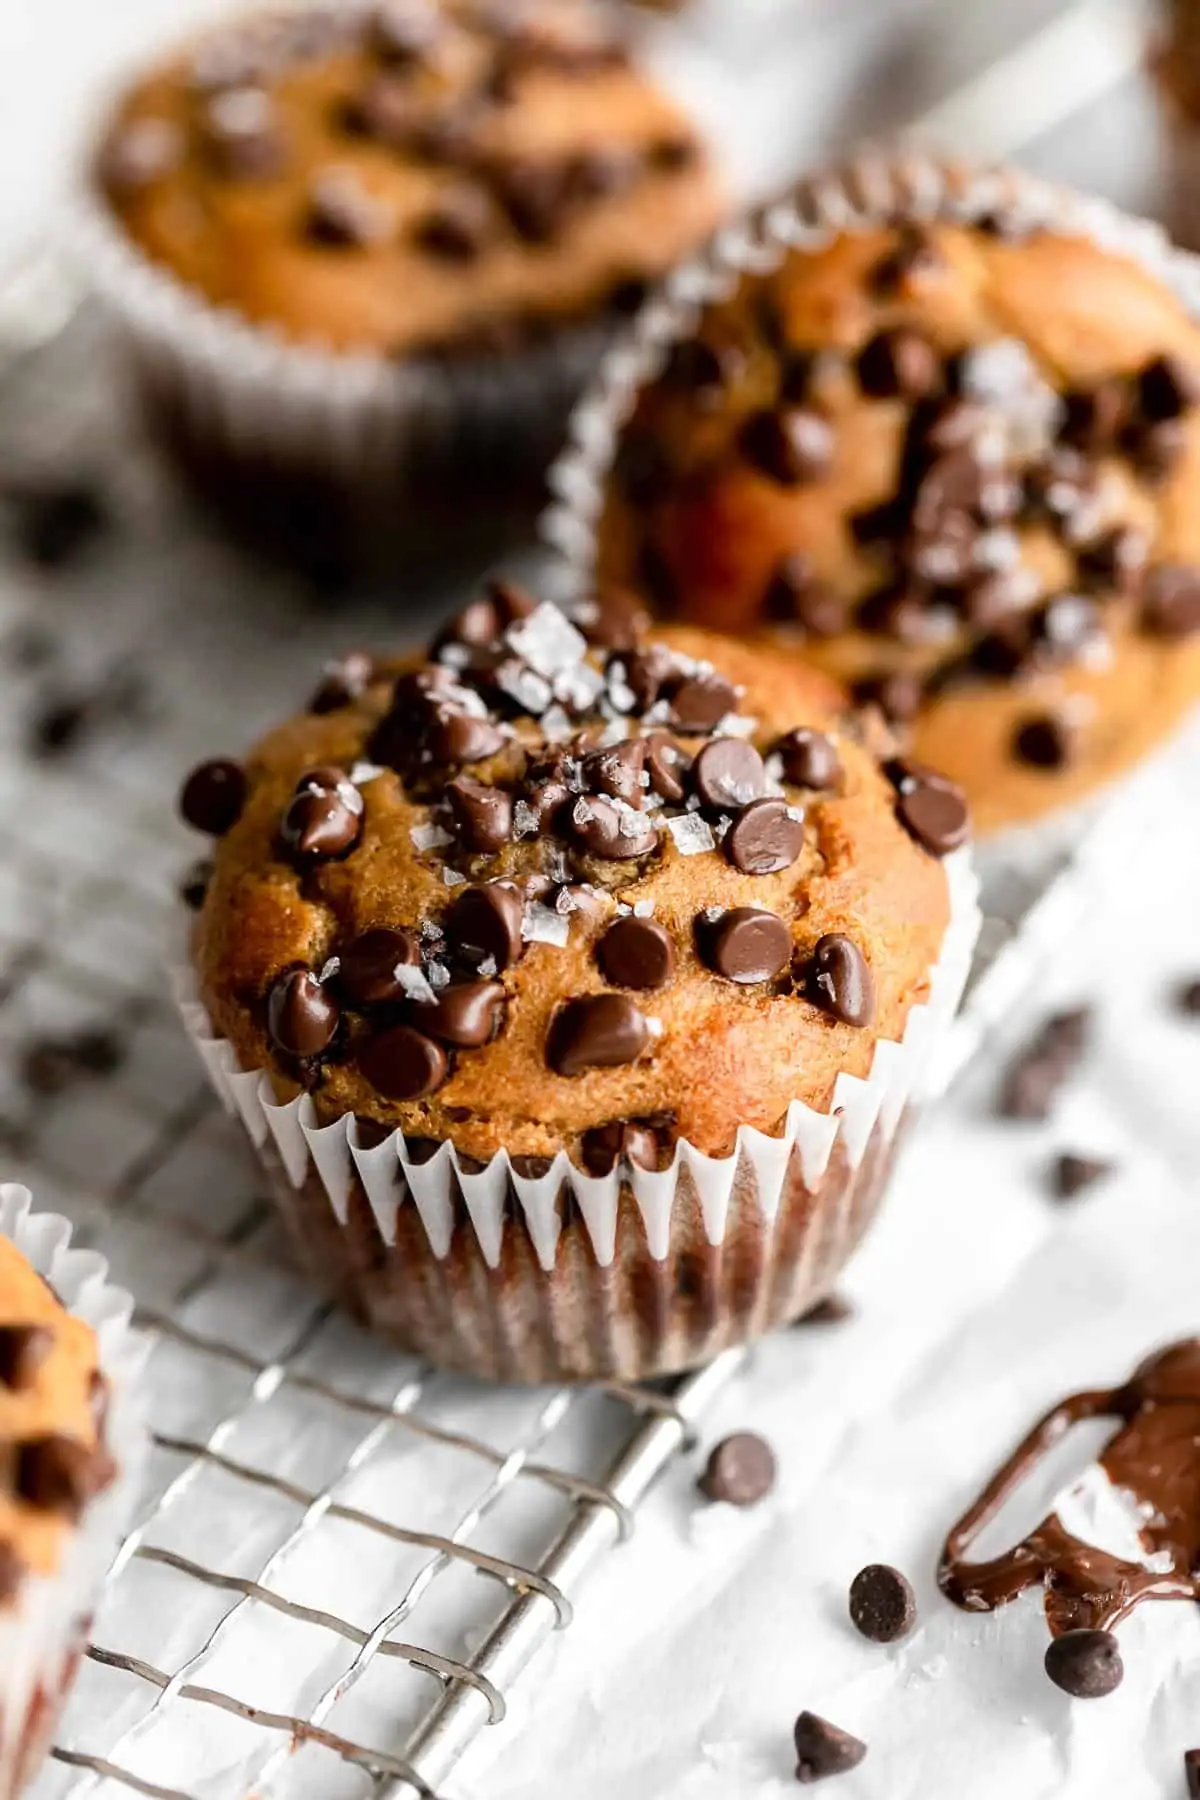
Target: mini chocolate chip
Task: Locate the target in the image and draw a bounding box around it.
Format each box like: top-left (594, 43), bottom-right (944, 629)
top-left (582, 740), bottom-right (647, 805)
top-left (203, 86), bottom-right (287, 179)
top-left (576, 586), bottom-right (652, 651)
top-left (21, 1028), bottom-right (123, 1096)
top-left (776, 728), bottom-right (841, 790)
top-left (1174, 977), bottom-right (1200, 1016)
top-left (359, 1024), bottom-right (448, 1100)
top-left (702, 906), bottom-right (791, 985)
top-left (1143, 564), bottom-right (1200, 637)
top-left (428, 708), bottom-right (507, 765)
top-left (1044, 1628), bottom-right (1123, 1698)
top-left (1186, 1749), bottom-right (1200, 1800)
top-left (725, 798), bottom-right (804, 876)
top-left (648, 134), bottom-right (698, 172)
top-left (886, 758), bottom-right (971, 857)
top-left (961, 568), bottom-right (1026, 629)
top-left (0, 1325), bottom-right (52, 1391)
top-left (856, 327), bottom-right (941, 401)
top-left (997, 1011), bottom-right (1088, 1120)
top-left (739, 407), bottom-right (833, 486)
top-left (858, 579), bottom-right (938, 644)
top-left (668, 672), bottom-right (738, 734)
top-left (268, 970), bottom-right (341, 1059)
top-left (416, 184), bottom-right (491, 260)
top-left (0, 1541), bottom-right (25, 1602)
top-left (579, 1119), bottom-right (660, 1176)
top-left (793, 1712), bottom-right (867, 1784)
top-left (597, 916), bottom-right (675, 991)
top-left (307, 169), bottom-right (392, 247)
top-left (339, 927), bottom-right (421, 1007)
top-left (809, 934), bottom-right (874, 1028)
top-left (853, 670), bottom-right (923, 725)
top-left (179, 759), bottom-right (247, 836)
top-left (495, 159), bottom-right (571, 243)
top-left (1127, 415), bottom-right (1186, 482)
top-left (645, 733), bottom-right (688, 803)
top-left (691, 738), bottom-right (765, 811)
top-left (547, 994), bottom-right (649, 1076)
top-left (414, 980), bottom-right (505, 1048)
top-left (308, 650), bottom-right (375, 712)
top-left (99, 117), bottom-right (183, 192)
top-left (1137, 352), bottom-right (1200, 422)
top-left (1060, 380), bottom-right (1128, 452)
top-left (446, 776), bottom-right (512, 853)
top-left (446, 882), bottom-right (525, 972)
top-left (1013, 713), bottom-right (1072, 770)
top-left (697, 1432), bottom-right (776, 1506)
top-left (848, 1563), bottom-right (917, 1643)
top-left (1077, 526), bottom-right (1148, 594)
top-left (17, 1435), bottom-right (95, 1520)
top-left (1052, 1152), bottom-right (1114, 1199)
top-left (569, 795), bottom-right (659, 860)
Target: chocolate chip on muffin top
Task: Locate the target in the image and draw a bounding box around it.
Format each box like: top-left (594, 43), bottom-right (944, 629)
top-left (182, 590), bottom-right (961, 1170)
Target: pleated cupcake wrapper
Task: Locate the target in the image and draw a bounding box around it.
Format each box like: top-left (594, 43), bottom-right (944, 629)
top-left (0, 1185), bottom-right (147, 1799)
top-left (171, 851), bottom-right (979, 1277)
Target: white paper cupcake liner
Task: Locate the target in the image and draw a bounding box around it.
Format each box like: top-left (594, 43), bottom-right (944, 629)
top-left (169, 853), bottom-right (979, 1379)
top-left (0, 1184), bottom-right (147, 1799)
top-left (539, 147), bottom-right (1200, 869)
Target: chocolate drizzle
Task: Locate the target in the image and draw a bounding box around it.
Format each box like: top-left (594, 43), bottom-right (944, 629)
top-left (939, 1339), bottom-right (1200, 1639)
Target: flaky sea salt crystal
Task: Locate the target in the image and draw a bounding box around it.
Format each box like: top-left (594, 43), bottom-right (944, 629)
top-left (606, 670), bottom-right (637, 714)
top-left (714, 815), bottom-right (732, 841)
top-left (319, 956), bottom-right (341, 982)
top-left (477, 955), bottom-right (498, 978)
top-left (555, 663), bottom-right (606, 711)
top-left (442, 867), bottom-right (466, 887)
top-left (522, 902), bottom-right (571, 947)
top-left (554, 886), bottom-right (578, 915)
top-left (498, 664), bottom-right (552, 715)
top-left (685, 794), bottom-right (702, 812)
top-left (350, 761), bottom-right (385, 785)
top-left (572, 797), bottom-right (595, 827)
top-left (633, 899), bottom-right (655, 917)
top-left (786, 805), bottom-right (805, 824)
top-left (411, 822), bottom-right (454, 852)
top-left (540, 705), bottom-right (573, 744)
top-left (506, 603), bottom-right (587, 678)
top-left (598, 715), bottom-right (630, 745)
top-left (512, 800), bottom-right (540, 839)
top-left (702, 905), bottom-right (726, 924)
top-left (427, 961), bottom-right (451, 990)
top-left (394, 964), bottom-right (436, 1005)
top-left (716, 712), bottom-right (758, 739)
top-left (667, 813), bottom-right (716, 855)
top-left (646, 1016), bottom-right (664, 1038)
top-left (420, 919), bottom-right (444, 942)
top-left (438, 642), bottom-right (470, 669)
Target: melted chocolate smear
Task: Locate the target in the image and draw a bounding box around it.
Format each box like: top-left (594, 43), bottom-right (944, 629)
top-left (939, 1339), bottom-right (1200, 1643)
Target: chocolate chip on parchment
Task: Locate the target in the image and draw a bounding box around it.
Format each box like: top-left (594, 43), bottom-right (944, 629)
top-left (1044, 1628), bottom-right (1123, 1698)
top-left (692, 738), bottom-right (765, 811)
top-left (848, 1563), bottom-right (917, 1643)
top-left (1173, 977), bottom-right (1200, 1016)
top-left (17, 1435), bottom-right (95, 1520)
top-left (579, 1119), bottom-right (661, 1176)
top-left (1185, 1749), bottom-right (1200, 1800)
top-left (739, 406), bottom-right (833, 486)
top-left (776, 728), bottom-right (841, 792)
top-left (0, 1325), bottom-right (53, 1391)
top-left (267, 970), bottom-right (341, 1060)
top-left (359, 1024), bottom-right (448, 1100)
top-left (21, 1027), bottom-right (124, 1096)
top-left (793, 1711), bottom-right (867, 1784)
top-left (702, 906), bottom-right (791, 985)
top-left (808, 935), bottom-right (875, 1029)
top-left (886, 758), bottom-right (971, 857)
top-left (597, 916), bottom-right (675, 991)
top-left (446, 776), bottom-right (512, 853)
top-left (547, 994), bottom-right (649, 1076)
top-left (1051, 1152), bottom-right (1114, 1200)
top-left (1013, 713), bottom-right (1072, 770)
top-left (308, 650), bottom-right (375, 713)
top-left (414, 980), bottom-right (505, 1048)
top-left (179, 759), bottom-right (247, 836)
top-left (446, 882), bottom-right (526, 972)
top-left (338, 926), bottom-right (421, 1007)
top-left (997, 1009), bottom-right (1089, 1120)
top-left (697, 1432), bottom-right (776, 1506)
top-left (724, 798), bottom-right (804, 876)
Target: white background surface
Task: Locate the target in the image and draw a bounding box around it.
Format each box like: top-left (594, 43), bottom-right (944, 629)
top-left (2, 1), bottom-right (1198, 1796)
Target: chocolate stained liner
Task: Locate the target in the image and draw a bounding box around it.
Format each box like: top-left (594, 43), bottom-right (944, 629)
top-left (540, 148), bottom-right (1200, 875)
top-left (0, 1185), bottom-right (147, 1798)
top-left (172, 853), bottom-right (980, 1384)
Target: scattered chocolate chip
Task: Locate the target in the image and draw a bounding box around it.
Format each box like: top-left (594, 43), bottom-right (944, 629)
top-left (268, 969), bottom-right (341, 1060)
top-left (739, 407), bottom-right (833, 486)
top-left (547, 994), bottom-right (649, 1076)
top-left (808, 934), bottom-right (875, 1029)
top-left (763, 555), bottom-right (846, 637)
top-left (598, 916), bottom-right (675, 991)
top-left (203, 85), bottom-right (287, 179)
top-left (692, 738), bottom-right (765, 810)
top-left (725, 798), bottom-right (804, 876)
top-left (446, 776), bottom-right (512, 853)
top-left (1127, 415), bottom-right (1185, 483)
top-left (579, 1119), bottom-right (661, 1176)
top-left (698, 906), bottom-right (788, 986)
top-left (280, 767), bottom-right (364, 862)
top-left (1044, 1628), bottom-right (1123, 1698)
top-left (885, 758), bottom-right (970, 857)
top-left (1173, 977), bottom-right (1200, 1016)
top-left (308, 650), bottom-right (375, 713)
top-left (1185, 1749), bottom-right (1200, 1800)
top-left (179, 758), bottom-right (247, 836)
top-left (797, 1293), bottom-right (854, 1326)
top-left (668, 672), bottom-right (738, 734)
top-left (446, 882), bottom-right (525, 972)
top-left (645, 732), bottom-right (688, 803)
top-left (340, 71), bottom-right (424, 144)
top-left (1077, 526), bottom-right (1147, 594)
top-left (1013, 713), bottom-right (1072, 770)
top-left (359, 1023), bottom-right (448, 1100)
top-left (414, 980), bottom-right (505, 1048)
top-left (697, 1432), bottom-right (776, 1506)
top-left (416, 184), bottom-right (492, 260)
top-left (853, 670), bottom-right (923, 725)
top-left (662, 337), bottom-right (743, 401)
top-left (495, 159), bottom-right (572, 243)
top-left (858, 578), bottom-right (942, 644)
top-left (776, 728), bottom-right (841, 791)
top-left (569, 795), bottom-right (659, 860)
top-left (180, 858), bottom-right (213, 911)
top-left (428, 708), bottom-right (507, 766)
top-left (21, 1028), bottom-right (123, 1096)
top-left (997, 1010), bottom-right (1089, 1120)
top-left (17, 1435), bottom-right (95, 1520)
top-left (338, 926), bottom-right (422, 1007)
top-left (848, 1563), bottom-right (917, 1643)
top-left (0, 1541), bottom-right (26, 1603)
top-left (306, 168), bottom-right (392, 247)
top-left (582, 740), bottom-right (648, 806)
top-left (648, 134), bottom-right (698, 172)
top-left (856, 327), bottom-right (941, 401)
top-left (0, 1325), bottom-right (52, 1391)
top-left (575, 586), bottom-right (651, 651)
top-left (1060, 380), bottom-right (1128, 452)
top-left (961, 569), bottom-right (1026, 630)
top-left (793, 1711), bottom-right (867, 1784)
top-left (1051, 1152), bottom-right (1114, 1200)
top-left (1137, 353), bottom-right (1200, 422)
top-left (868, 223), bottom-right (941, 296)
top-left (1143, 564), bottom-right (1200, 637)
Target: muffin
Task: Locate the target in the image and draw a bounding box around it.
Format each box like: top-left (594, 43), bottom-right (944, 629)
top-left (0, 1185), bottom-right (144, 1798)
top-left (174, 586), bottom-right (979, 1382)
top-left (552, 156), bottom-right (1200, 838)
top-left (85, 0), bottom-right (723, 571)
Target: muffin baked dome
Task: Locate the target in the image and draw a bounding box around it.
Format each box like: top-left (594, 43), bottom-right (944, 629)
top-left (183, 594), bottom-right (959, 1172)
top-left (585, 172), bottom-right (1200, 834)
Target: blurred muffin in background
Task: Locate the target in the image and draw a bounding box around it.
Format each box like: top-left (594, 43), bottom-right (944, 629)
top-left (87, 0), bottom-right (723, 576)
top-left (559, 158), bottom-right (1200, 839)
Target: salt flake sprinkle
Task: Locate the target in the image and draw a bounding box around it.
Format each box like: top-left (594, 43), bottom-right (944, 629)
top-left (633, 899), bottom-right (655, 917)
top-left (506, 603), bottom-right (587, 679)
top-left (522, 902), bottom-right (571, 948)
top-left (394, 964), bottom-right (436, 1006)
top-left (350, 761), bottom-right (385, 785)
top-left (666, 813), bottom-right (716, 856)
top-left (411, 821), bottom-right (454, 853)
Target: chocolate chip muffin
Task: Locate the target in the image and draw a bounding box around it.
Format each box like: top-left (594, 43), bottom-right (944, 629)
top-left (87, 0), bottom-right (723, 570)
top-left (176, 586), bottom-right (979, 1381)
top-left (562, 158), bottom-right (1200, 836)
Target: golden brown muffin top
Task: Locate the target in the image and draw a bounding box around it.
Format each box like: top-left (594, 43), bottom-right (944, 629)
top-left (595, 206), bottom-right (1200, 797)
top-left (97, 0), bottom-right (722, 355)
top-left (0, 1235), bottom-right (112, 1598)
top-left (181, 589), bottom-right (961, 1170)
